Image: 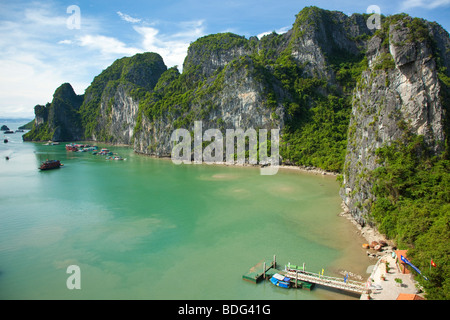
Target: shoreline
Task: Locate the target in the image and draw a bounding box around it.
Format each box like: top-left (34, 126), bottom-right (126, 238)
top-left (339, 202), bottom-right (423, 300)
top-left (134, 150), bottom-right (340, 176)
top-left (338, 201), bottom-right (388, 247)
top-left (28, 139), bottom-right (340, 178)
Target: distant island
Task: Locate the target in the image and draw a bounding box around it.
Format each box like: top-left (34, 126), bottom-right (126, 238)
top-left (0, 119), bottom-right (33, 130)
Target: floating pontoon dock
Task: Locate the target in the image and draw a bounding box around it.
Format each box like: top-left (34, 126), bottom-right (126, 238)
top-left (242, 256), bottom-right (276, 284)
top-left (243, 256), bottom-right (370, 295)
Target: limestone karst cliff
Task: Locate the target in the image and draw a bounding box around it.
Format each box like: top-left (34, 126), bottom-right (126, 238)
top-left (340, 15), bottom-right (450, 226)
top-left (23, 82), bottom-right (83, 142)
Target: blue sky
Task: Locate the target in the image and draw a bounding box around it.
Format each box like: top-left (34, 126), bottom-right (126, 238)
top-left (1, 0), bottom-right (449, 118)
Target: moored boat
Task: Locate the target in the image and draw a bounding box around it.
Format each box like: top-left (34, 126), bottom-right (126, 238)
top-left (39, 160), bottom-right (62, 170)
top-left (97, 148), bottom-right (113, 155)
top-left (270, 273), bottom-right (291, 288)
top-left (44, 141), bottom-right (60, 146)
top-left (65, 143), bottom-right (78, 151)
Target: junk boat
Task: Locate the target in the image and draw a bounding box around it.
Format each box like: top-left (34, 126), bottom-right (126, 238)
top-left (66, 143), bottom-right (92, 151)
top-left (66, 143), bottom-right (78, 151)
top-left (39, 160), bottom-right (62, 170)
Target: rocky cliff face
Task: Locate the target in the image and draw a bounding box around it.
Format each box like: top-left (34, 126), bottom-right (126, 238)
top-left (340, 16), bottom-right (450, 226)
top-left (93, 82), bottom-right (140, 145)
top-left (134, 38), bottom-right (286, 157)
top-left (133, 8), bottom-right (374, 158)
top-left (288, 7), bottom-right (371, 79)
top-left (80, 52), bottom-right (167, 145)
top-left (24, 83), bottom-right (83, 142)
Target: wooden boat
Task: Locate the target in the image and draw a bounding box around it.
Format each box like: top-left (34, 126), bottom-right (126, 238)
top-left (44, 141), bottom-right (59, 145)
top-left (39, 160), bottom-right (62, 170)
top-left (65, 144), bottom-right (78, 151)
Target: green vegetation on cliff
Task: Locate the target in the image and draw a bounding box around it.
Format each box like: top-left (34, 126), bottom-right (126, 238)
top-left (277, 8), bottom-right (370, 172)
top-left (24, 83), bottom-right (83, 142)
top-left (365, 14), bottom-right (450, 300)
top-left (23, 120), bottom-right (54, 141)
top-left (370, 133), bottom-right (449, 300)
top-left (18, 120), bottom-right (34, 130)
top-left (79, 52), bottom-right (167, 139)
top-left (279, 55), bottom-right (367, 172)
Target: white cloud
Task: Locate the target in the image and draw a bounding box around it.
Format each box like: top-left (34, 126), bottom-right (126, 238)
top-left (133, 20), bottom-right (206, 69)
top-left (257, 26), bottom-right (290, 39)
top-left (117, 11), bottom-right (141, 24)
top-left (78, 35), bottom-right (141, 57)
top-left (0, 2), bottom-right (206, 117)
top-left (0, 2), bottom-right (103, 117)
top-left (0, 58), bottom-right (78, 118)
top-left (400, 0), bottom-right (450, 10)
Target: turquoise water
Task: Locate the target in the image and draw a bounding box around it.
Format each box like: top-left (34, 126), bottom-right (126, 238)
top-left (0, 121), bottom-right (371, 300)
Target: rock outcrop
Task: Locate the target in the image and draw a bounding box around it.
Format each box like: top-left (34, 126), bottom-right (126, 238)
top-left (80, 52), bottom-right (167, 145)
top-left (340, 16), bottom-right (450, 226)
top-left (23, 83), bottom-right (83, 142)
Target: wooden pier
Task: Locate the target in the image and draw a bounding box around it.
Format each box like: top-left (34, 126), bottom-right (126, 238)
top-left (284, 269), bottom-right (370, 295)
top-left (243, 256), bottom-right (370, 295)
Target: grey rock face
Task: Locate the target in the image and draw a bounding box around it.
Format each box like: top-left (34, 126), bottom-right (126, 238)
top-left (134, 56), bottom-right (284, 158)
top-left (341, 17), bottom-right (449, 226)
top-left (95, 83), bottom-right (140, 145)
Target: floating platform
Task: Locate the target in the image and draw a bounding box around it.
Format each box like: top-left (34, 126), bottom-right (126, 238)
top-left (242, 259), bottom-right (275, 283)
top-left (291, 279), bottom-right (315, 290)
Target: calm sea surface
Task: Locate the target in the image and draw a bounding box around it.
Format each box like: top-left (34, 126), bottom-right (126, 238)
top-left (0, 120), bottom-right (372, 300)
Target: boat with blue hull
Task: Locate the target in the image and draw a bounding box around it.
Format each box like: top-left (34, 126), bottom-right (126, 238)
top-left (270, 273), bottom-right (291, 288)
